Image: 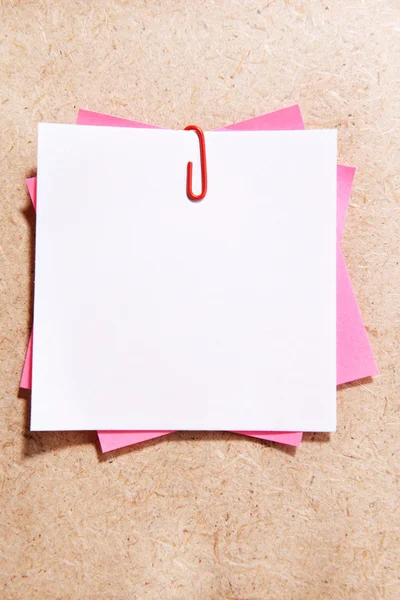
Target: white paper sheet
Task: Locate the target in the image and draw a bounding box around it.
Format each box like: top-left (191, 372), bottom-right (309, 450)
top-left (32, 124), bottom-right (337, 431)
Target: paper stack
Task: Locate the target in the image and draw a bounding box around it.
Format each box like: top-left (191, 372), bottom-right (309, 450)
top-left (20, 105), bottom-right (377, 453)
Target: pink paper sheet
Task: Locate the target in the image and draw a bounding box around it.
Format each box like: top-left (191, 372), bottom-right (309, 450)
top-left (21, 105), bottom-right (377, 453)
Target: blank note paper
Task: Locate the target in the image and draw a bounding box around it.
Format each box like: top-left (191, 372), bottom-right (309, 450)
top-left (32, 124), bottom-right (337, 432)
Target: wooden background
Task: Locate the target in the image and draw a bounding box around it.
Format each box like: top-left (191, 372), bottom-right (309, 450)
top-left (1, 1), bottom-right (399, 598)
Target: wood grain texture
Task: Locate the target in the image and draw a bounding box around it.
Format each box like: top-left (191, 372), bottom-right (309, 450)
top-left (0, 1), bottom-right (399, 598)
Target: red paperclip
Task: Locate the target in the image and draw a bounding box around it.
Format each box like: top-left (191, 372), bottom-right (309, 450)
top-left (184, 125), bottom-right (208, 201)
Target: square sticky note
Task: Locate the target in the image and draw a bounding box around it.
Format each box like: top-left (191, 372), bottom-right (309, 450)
top-left (31, 124), bottom-right (337, 431)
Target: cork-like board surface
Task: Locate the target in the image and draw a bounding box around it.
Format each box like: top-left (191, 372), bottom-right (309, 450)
top-left (0, 1), bottom-right (399, 598)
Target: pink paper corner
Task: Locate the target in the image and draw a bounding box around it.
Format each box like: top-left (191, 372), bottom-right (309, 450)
top-left (20, 332), bottom-right (33, 389)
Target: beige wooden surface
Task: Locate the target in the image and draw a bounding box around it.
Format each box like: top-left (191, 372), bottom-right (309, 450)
top-left (1, 1), bottom-right (399, 598)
